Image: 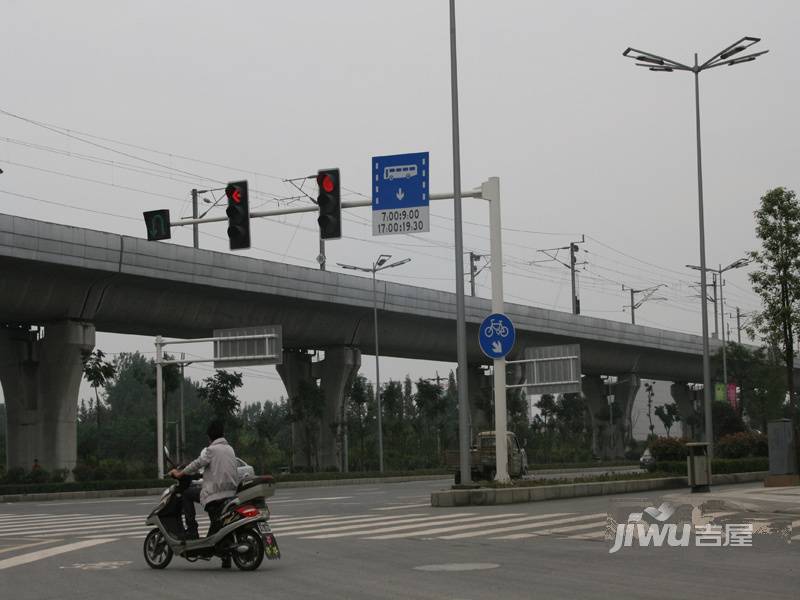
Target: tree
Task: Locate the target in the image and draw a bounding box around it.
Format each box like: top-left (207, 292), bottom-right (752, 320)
top-left (749, 187), bottom-right (800, 430)
top-left (288, 380), bottom-right (325, 471)
top-left (198, 370), bottom-right (243, 421)
top-left (711, 342), bottom-right (786, 430)
top-left (81, 349), bottom-right (117, 456)
top-left (644, 381), bottom-right (656, 438)
top-left (654, 403), bottom-right (680, 438)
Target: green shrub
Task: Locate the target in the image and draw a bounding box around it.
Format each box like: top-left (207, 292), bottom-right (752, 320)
top-left (648, 437), bottom-right (688, 461)
top-left (653, 457), bottom-right (768, 475)
top-left (73, 460), bottom-right (156, 482)
top-left (716, 432), bottom-right (769, 459)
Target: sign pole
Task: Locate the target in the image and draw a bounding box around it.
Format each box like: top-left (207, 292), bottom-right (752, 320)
top-left (483, 177), bottom-right (510, 483)
top-left (155, 335), bottom-right (164, 479)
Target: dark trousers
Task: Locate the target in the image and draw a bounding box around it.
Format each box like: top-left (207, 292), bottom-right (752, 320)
top-left (181, 485), bottom-right (201, 537)
top-left (205, 499), bottom-right (227, 537)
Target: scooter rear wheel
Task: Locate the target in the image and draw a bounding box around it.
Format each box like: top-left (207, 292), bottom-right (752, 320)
top-left (143, 528), bottom-right (173, 569)
top-left (231, 529), bottom-right (264, 571)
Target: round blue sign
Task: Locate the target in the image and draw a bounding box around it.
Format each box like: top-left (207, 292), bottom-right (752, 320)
top-left (478, 313), bottom-right (516, 359)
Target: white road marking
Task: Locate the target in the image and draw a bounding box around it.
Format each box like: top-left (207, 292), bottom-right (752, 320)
top-left (0, 514), bottom-right (89, 524)
top-left (0, 538), bottom-right (117, 570)
top-left (0, 517), bottom-right (149, 536)
top-left (305, 513), bottom-right (519, 540)
top-left (439, 513), bottom-right (607, 540)
top-left (492, 519), bottom-right (604, 539)
top-left (267, 496), bottom-right (353, 504)
top-left (366, 512), bottom-right (575, 540)
top-left (0, 540), bottom-right (59, 554)
top-left (275, 513), bottom-right (435, 535)
top-left (373, 503), bottom-right (431, 511)
top-left (568, 530), bottom-right (606, 540)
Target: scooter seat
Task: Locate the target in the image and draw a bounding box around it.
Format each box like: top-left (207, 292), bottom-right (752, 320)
top-left (236, 474), bottom-right (275, 493)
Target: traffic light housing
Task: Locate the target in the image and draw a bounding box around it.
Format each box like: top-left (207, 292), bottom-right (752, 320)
top-left (143, 209), bottom-right (171, 241)
top-left (317, 168), bottom-right (341, 240)
top-left (225, 180), bottom-right (250, 250)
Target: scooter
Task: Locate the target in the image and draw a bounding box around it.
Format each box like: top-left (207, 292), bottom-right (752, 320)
top-left (143, 448), bottom-right (280, 570)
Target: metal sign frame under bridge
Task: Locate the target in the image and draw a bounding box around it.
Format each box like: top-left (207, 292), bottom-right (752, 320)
top-left (154, 328), bottom-right (281, 478)
top-left (506, 344), bottom-right (582, 395)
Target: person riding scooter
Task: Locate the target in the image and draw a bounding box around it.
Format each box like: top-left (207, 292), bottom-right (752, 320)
top-left (169, 420), bottom-right (240, 568)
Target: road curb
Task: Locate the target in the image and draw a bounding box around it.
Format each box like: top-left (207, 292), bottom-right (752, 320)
top-left (430, 471), bottom-right (769, 507)
top-left (0, 474), bottom-right (451, 503)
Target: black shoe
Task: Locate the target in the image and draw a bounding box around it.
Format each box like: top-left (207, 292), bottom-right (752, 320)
top-left (221, 557), bottom-right (232, 569)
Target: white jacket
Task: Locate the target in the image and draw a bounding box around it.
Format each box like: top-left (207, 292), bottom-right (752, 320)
top-left (183, 438), bottom-right (239, 507)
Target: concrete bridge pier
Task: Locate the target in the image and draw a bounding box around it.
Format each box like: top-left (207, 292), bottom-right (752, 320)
top-left (615, 374), bottom-right (640, 452)
top-left (583, 374), bottom-right (638, 459)
top-left (276, 347), bottom-right (360, 472)
top-left (670, 382), bottom-right (699, 440)
top-left (276, 350), bottom-right (314, 470)
top-left (317, 346), bottom-right (360, 472)
top-left (467, 364), bottom-right (491, 436)
top-left (0, 321), bottom-right (95, 476)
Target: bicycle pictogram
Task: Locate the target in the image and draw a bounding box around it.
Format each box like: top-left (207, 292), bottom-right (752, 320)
top-left (483, 319), bottom-right (509, 338)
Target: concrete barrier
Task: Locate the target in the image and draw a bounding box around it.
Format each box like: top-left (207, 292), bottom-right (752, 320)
top-left (430, 472), bottom-right (768, 507)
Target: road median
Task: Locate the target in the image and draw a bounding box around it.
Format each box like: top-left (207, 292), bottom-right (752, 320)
top-left (430, 471), bottom-right (768, 507)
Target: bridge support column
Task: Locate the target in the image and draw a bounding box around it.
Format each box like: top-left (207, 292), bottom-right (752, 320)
top-left (467, 364), bottom-right (491, 436)
top-left (670, 382), bottom-right (698, 440)
top-left (0, 321), bottom-right (95, 476)
top-left (277, 347), bottom-right (361, 472)
top-left (614, 374), bottom-right (640, 453)
top-left (583, 374), bottom-right (636, 460)
top-left (317, 346), bottom-right (360, 472)
top-left (276, 350), bottom-right (314, 470)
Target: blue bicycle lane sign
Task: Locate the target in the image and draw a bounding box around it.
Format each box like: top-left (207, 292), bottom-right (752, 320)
top-left (478, 313), bottom-right (516, 359)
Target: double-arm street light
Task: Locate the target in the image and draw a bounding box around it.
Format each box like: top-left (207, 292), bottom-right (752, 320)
top-left (623, 36), bottom-right (768, 455)
top-left (687, 258), bottom-right (750, 392)
top-left (337, 254), bottom-right (411, 473)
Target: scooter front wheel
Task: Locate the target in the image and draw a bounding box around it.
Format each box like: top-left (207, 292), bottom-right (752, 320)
top-left (231, 529), bottom-right (264, 571)
top-left (143, 528), bottom-right (173, 569)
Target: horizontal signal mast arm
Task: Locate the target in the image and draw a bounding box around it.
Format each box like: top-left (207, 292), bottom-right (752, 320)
top-left (169, 188), bottom-right (482, 227)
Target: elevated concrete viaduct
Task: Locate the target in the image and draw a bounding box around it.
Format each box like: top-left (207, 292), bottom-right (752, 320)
top-left (0, 214), bottom-right (794, 470)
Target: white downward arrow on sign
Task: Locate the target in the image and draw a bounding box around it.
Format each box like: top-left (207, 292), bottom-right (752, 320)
top-left (491, 340), bottom-right (502, 354)
top-left (396, 188), bottom-right (405, 201)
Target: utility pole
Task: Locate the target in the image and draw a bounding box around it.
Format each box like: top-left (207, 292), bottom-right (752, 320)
top-left (179, 352), bottom-right (186, 463)
top-left (532, 236), bottom-right (585, 315)
top-left (736, 307), bottom-right (741, 344)
top-left (468, 252), bottom-right (483, 297)
top-left (569, 242), bottom-right (580, 315)
top-left (712, 272), bottom-right (719, 339)
top-left (191, 189), bottom-right (199, 249)
top-left (623, 284), bottom-right (667, 325)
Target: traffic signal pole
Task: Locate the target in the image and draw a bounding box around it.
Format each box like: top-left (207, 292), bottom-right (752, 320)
top-left (168, 180), bottom-right (508, 484)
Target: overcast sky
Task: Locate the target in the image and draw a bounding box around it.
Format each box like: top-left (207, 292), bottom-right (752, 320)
top-left (1, 1), bottom-right (798, 412)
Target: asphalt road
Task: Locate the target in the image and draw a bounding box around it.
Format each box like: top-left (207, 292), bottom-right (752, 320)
top-left (0, 478), bottom-right (798, 599)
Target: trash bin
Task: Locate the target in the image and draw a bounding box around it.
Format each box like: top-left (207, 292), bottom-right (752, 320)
top-left (686, 442), bottom-right (711, 493)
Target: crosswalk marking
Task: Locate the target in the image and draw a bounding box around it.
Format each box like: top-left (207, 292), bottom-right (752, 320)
top-left (439, 513), bottom-right (607, 540)
top-left (0, 538), bottom-right (116, 571)
top-left (276, 513), bottom-right (469, 536)
top-left (492, 518), bottom-right (604, 540)
top-left (366, 512), bottom-right (575, 540)
top-left (0, 509), bottom-right (622, 545)
top-left (274, 513), bottom-right (427, 532)
top-left (304, 514), bottom-right (514, 539)
top-left (373, 504), bottom-right (432, 511)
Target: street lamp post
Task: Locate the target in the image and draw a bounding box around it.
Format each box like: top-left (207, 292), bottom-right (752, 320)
top-left (337, 255), bottom-right (411, 473)
top-left (687, 258), bottom-right (750, 390)
top-left (624, 36), bottom-right (768, 455)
